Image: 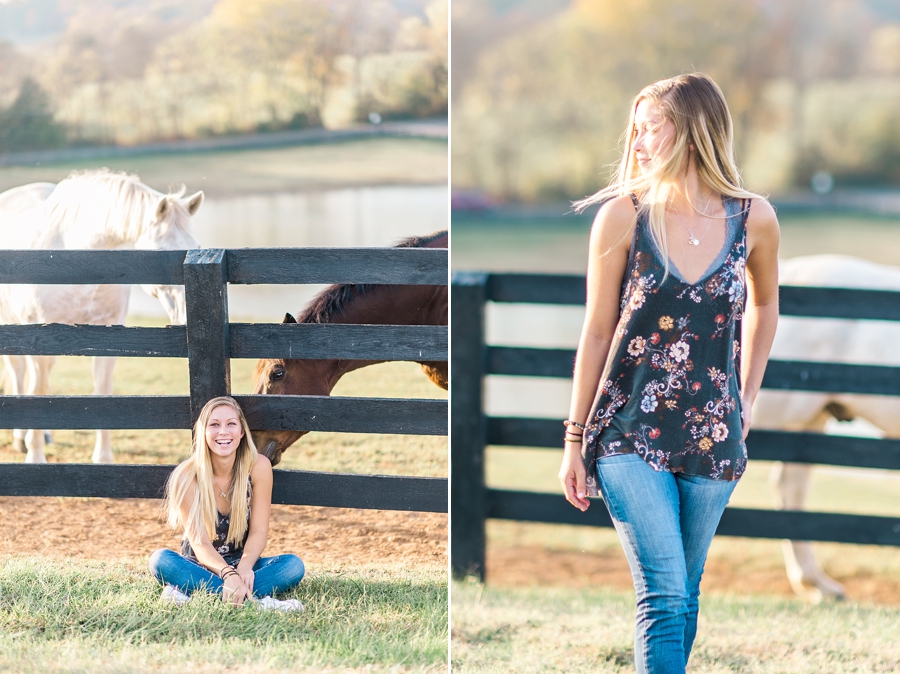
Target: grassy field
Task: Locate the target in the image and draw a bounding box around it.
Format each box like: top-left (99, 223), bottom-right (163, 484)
top-left (0, 558), bottom-right (446, 674)
top-left (452, 580), bottom-right (900, 673)
top-left (0, 137), bottom-right (448, 198)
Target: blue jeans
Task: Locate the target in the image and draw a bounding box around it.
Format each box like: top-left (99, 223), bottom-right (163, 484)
top-left (149, 549), bottom-right (305, 597)
top-left (595, 454), bottom-right (737, 674)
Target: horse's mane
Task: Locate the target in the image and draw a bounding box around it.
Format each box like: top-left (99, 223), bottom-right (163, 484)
top-left (297, 230), bottom-right (447, 324)
top-left (42, 169), bottom-right (192, 243)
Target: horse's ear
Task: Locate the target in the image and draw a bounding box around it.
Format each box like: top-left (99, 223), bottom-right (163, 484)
top-left (155, 196), bottom-right (169, 221)
top-left (283, 313), bottom-right (297, 323)
top-left (185, 191), bottom-right (204, 216)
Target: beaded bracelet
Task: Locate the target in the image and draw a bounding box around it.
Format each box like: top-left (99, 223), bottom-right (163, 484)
top-left (563, 420), bottom-right (586, 431)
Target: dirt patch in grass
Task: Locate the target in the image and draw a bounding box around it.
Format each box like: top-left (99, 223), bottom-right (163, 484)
top-left (0, 497), bottom-right (446, 570)
top-left (485, 544), bottom-right (900, 606)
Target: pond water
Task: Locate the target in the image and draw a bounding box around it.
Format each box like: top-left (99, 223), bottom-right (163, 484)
top-left (128, 184), bottom-right (448, 320)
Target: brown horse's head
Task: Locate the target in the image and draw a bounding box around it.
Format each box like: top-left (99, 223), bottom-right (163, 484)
top-left (250, 314), bottom-right (333, 466)
top-left (250, 230), bottom-right (448, 466)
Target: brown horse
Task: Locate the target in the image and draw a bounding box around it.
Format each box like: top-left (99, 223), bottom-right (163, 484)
top-left (251, 230), bottom-right (447, 465)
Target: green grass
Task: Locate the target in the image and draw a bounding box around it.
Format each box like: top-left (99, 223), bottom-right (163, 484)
top-left (451, 581), bottom-right (900, 673)
top-left (0, 137), bottom-right (447, 198)
top-left (0, 317), bottom-right (448, 477)
top-left (0, 557), bottom-right (447, 673)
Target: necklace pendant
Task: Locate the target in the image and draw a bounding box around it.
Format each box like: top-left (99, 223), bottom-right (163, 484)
top-left (689, 236), bottom-right (700, 246)
top-left (219, 490), bottom-right (227, 498)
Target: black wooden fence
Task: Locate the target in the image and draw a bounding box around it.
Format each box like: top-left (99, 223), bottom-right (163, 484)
top-left (0, 247), bottom-right (448, 513)
top-left (451, 271), bottom-right (900, 578)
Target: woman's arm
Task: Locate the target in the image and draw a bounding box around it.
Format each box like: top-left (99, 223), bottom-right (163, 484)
top-left (740, 199), bottom-right (781, 438)
top-left (558, 196), bottom-right (636, 511)
top-left (178, 483), bottom-right (253, 605)
top-left (235, 453), bottom-right (273, 592)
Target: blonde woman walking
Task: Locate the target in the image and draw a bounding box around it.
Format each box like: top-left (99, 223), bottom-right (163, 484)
top-left (149, 396), bottom-right (305, 610)
top-left (558, 73), bottom-right (780, 673)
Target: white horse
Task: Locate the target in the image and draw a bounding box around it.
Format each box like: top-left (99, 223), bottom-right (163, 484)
top-left (0, 169), bottom-right (203, 463)
top-left (755, 254), bottom-right (900, 602)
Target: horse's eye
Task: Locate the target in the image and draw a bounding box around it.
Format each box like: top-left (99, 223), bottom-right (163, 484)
top-left (271, 369), bottom-right (285, 381)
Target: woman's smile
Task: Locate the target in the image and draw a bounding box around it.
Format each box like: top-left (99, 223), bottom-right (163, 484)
top-left (205, 405), bottom-right (244, 457)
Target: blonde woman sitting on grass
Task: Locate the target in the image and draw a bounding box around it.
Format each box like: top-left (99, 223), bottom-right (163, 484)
top-left (149, 396), bottom-right (305, 610)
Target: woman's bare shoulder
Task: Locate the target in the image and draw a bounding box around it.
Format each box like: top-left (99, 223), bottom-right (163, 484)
top-left (745, 198), bottom-right (779, 235)
top-left (252, 452), bottom-right (272, 472)
top-left (589, 195), bottom-right (638, 252)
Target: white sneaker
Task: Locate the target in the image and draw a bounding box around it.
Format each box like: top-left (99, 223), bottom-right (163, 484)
top-left (160, 584), bottom-right (191, 605)
top-left (256, 596), bottom-right (304, 612)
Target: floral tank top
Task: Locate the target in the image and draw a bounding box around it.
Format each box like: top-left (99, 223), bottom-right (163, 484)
top-left (181, 478), bottom-right (251, 564)
top-left (581, 195), bottom-right (751, 496)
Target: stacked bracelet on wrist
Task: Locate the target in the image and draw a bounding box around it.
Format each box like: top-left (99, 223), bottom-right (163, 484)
top-left (220, 564), bottom-right (237, 580)
top-left (563, 419), bottom-right (585, 444)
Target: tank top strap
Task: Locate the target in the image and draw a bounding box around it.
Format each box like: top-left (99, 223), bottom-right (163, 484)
top-left (741, 198), bottom-right (752, 227)
top-left (620, 194), bottom-right (643, 301)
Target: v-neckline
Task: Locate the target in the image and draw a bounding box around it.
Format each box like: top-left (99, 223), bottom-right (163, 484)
top-left (648, 197), bottom-right (738, 287)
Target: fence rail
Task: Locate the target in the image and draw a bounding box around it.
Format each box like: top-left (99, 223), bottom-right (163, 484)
top-left (0, 323), bottom-right (447, 361)
top-left (0, 248), bottom-right (447, 285)
top-left (0, 464), bottom-right (445, 512)
top-left (451, 271), bottom-right (900, 578)
top-left (0, 247), bottom-right (448, 513)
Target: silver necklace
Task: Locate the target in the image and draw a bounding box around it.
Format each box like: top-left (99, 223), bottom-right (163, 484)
top-left (213, 476), bottom-right (231, 499)
top-left (670, 201), bottom-right (712, 246)
top-left (691, 194), bottom-right (715, 218)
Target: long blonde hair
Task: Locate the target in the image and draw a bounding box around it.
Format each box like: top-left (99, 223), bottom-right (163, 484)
top-left (575, 73), bottom-right (762, 278)
top-left (165, 396), bottom-right (258, 548)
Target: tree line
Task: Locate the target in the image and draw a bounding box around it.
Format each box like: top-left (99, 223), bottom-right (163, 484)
top-left (0, 0), bottom-right (447, 152)
top-left (452, 0), bottom-right (900, 198)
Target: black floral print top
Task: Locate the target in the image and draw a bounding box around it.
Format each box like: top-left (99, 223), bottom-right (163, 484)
top-left (181, 478), bottom-right (251, 565)
top-left (581, 195), bottom-right (751, 496)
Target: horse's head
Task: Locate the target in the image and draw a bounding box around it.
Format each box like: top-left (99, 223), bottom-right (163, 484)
top-left (250, 313), bottom-right (334, 466)
top-left (137, 190), bottom-right (204, 325)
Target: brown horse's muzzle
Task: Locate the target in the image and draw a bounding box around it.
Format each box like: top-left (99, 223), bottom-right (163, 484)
top-left (251, 429), bottom-right (308, 467)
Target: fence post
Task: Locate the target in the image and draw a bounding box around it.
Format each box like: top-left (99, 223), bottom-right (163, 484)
top-left (451, 271), bottom-right (488, 580)
top-left (184, 249), bottom-right (230, 425)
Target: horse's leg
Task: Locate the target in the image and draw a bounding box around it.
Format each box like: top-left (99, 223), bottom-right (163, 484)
top-left (23, 356), bottom-right (55, 463)
top-left (770, 408), bottom-right (846, 602)
top-left (91, 356), bottom-right (116, 464)
top-left (3, 355), bottom-right (28, 452)
top-left (32, 355), bottom-right (56, 445)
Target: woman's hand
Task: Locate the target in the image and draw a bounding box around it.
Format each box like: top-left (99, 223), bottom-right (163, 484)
top-left (236, 563), bottom-right (255, 594)
top-left (741, 395), bottom-right (754, 440)
top-left (222, 572), bottom-right (251, 606)
top-left (558, 441), bottom-right (590, 512)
